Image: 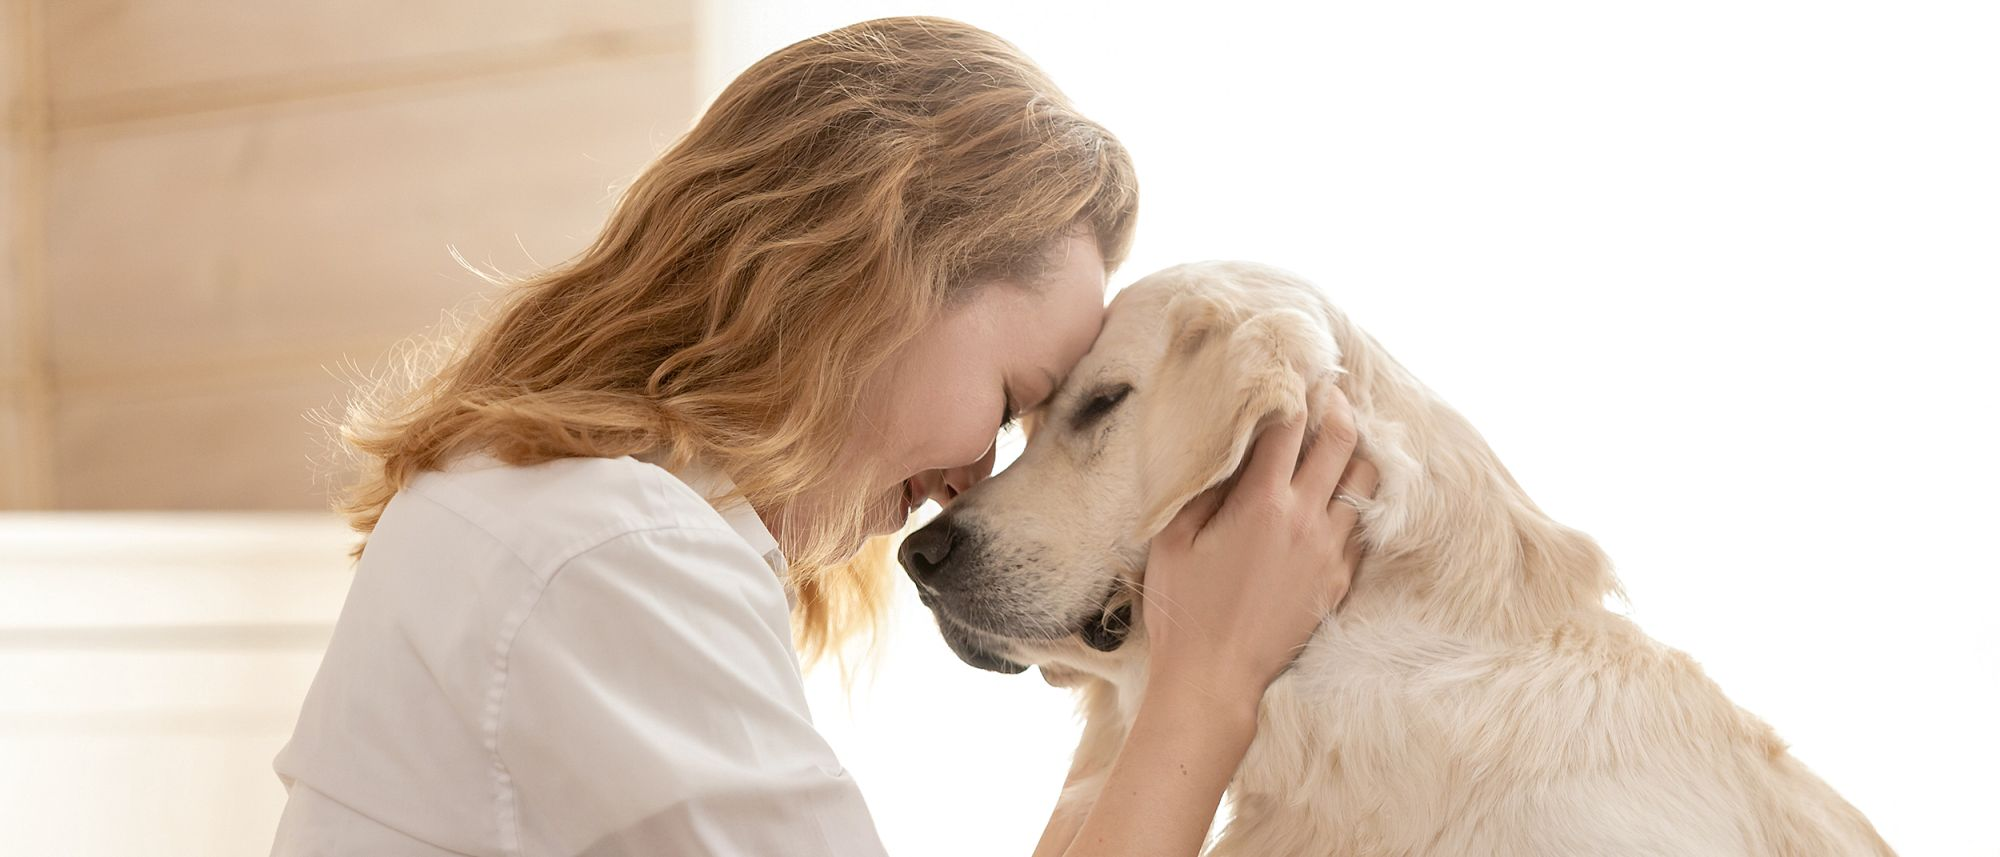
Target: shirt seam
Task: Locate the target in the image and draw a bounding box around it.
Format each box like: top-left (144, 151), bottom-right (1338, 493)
top-left (392, 487), bottom-right (738, 857)
top-left (484, 523), bottom-right (758, 857)
top-left (408, 479), bottom-right (735, 570)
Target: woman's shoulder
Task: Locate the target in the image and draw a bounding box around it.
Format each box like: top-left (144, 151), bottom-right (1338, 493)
top-left (393, 454), bottom-right (739, 576)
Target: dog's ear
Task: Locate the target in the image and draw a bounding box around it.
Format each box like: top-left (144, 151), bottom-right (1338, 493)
top-left (1135, 292), bottom-right (1341, 537)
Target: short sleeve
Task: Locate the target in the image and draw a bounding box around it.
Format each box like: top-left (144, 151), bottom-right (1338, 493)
top-left (496, 527), bottom-right (888, 857)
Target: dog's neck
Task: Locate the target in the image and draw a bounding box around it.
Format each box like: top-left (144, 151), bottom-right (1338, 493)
top-left (1337, 328), bottom-right (1619, 643)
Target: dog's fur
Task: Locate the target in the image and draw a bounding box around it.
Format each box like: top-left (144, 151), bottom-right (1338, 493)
top-left (904, 262), bottom-right (1893, 856)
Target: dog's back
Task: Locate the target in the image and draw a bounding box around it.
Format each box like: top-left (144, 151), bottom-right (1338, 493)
top-left (945, 261), bottom-right (1895, 855)
top-left (1188, 264), bottom-right (1894, 856)
top-left (1214, 610), bottom-right (1892, 856)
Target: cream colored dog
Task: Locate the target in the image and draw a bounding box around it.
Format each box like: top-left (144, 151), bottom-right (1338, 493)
top-left (897, 261), bottom-right (1894, 856)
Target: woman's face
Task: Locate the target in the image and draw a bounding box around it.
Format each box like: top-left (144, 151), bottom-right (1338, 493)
top-left (848, 233), bottom-right (1110, 535)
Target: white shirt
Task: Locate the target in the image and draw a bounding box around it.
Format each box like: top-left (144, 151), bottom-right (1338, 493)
top-left (271, 454), bottom-right (888, 857)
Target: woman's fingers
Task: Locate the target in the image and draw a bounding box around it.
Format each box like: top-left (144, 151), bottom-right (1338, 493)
top-left (1320, 459), bottom-right (1379, 613)
top-left (1295, 386), bottom-right (1361, 499)
top-left (1243, 415), bottom-right (1308, 495)
top-left (1164, 484), bottom-right (1227, 545)
top-left (1329, 458), bottom-right (1379, 520)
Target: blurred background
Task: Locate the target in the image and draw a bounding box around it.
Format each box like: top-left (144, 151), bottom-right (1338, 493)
top-left (2, 1), bottom-right (1995, 855)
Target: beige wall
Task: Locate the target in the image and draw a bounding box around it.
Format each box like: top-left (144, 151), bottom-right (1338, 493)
top-left (2, 0), bottom-right (703, 510)
top-left (3, 1), bottom-right (50, 507)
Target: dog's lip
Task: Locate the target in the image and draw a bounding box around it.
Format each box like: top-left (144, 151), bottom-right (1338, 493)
top-left (933, 614), bottom-right (1029, 674)
top-left (913, 576), bottom-right (1056, 640)
top-left (933, 584), bottom-right (1133, 652)
top-left (918, 587), bottom-right (1119, 647)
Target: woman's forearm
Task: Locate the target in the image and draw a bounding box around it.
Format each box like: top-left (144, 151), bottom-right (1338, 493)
top-left (1031, 788), bottom-right (1090, 857)
top-left (1049, 682), bottom-right (1259, 857)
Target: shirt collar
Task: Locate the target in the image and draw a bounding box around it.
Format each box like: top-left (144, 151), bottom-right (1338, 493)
top-left (665, 459), bottom-right (791, 586)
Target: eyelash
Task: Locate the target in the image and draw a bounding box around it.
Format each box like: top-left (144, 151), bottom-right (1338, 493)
top-left (1000, 387), bottom-right (1019, 432)
top-left (1070, 383), bottom-right (1133, 432)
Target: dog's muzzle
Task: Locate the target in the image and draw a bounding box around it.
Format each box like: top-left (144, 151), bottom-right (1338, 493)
top-left (935, 618), bottom-right (1029, 674)
top-left (899, 511), bottom-right (1136, 671)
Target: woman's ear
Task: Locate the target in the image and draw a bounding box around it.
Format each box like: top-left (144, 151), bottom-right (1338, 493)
top-left (1134, 293), bottom-right (1339, 537)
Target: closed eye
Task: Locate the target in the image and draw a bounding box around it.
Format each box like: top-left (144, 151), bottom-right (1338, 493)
top-left (1000, 385), bottom-right (1020, 433)
top-left (1069, 383), bottom-right (1132, 431)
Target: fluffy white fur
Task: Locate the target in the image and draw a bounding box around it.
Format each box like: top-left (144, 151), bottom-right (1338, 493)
top-left (939, 261), bottom-right (1893, 856)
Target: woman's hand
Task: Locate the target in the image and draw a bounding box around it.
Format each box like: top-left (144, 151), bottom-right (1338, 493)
top-left (1041, 388), bottom-right (1377, 857)
top-left (1140, 386), bottom-right (1378, 713)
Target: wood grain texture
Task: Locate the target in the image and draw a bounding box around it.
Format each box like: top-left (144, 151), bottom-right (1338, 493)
top-left (26, 1), bottom-right (701, 509)
top-left (47, 53), bottom-right (695, 376)
top-left (51, 372), bottom-right (356, 509)
top-left (2, 0), bottom-right (55, 508)
top-left (45, 0), bottom-right (693, 112)
top-left (44, 50), bottom-right (698, 508)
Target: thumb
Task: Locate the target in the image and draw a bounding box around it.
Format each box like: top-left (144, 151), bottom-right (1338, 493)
top-left (1162, 484), bottom-right (1227, 546)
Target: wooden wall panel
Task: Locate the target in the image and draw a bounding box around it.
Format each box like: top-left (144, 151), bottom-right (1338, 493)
top-left (0, 387), bottom-right (27, 503)
top-left (47, 53), bottom-right (694, 377)
top-left (52, 373), bottom-right (354, 510)
top-left (2, 138), bottom-right (15, 373)
top-left (4, 0), bottom-right (20, 490)
top-left (2, 0), bottom-right (53, 508)
top-left (0, 0), bottom-right (16, 117)
top-left (46, 0), bottom-right (691, 113)
top-left (28, 3), bottom-right (701, 509)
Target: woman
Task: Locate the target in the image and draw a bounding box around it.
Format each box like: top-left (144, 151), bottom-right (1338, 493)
top-left (272, 17), bottom-right (1374, 857)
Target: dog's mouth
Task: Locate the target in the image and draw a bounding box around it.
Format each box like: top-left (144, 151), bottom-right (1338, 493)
top-left (936, 619), bottom-right (1030, 674)
top-left (926, 584), bottom-right (1135, 674)
top-left (1078, 592), bottom-right (1134, 653)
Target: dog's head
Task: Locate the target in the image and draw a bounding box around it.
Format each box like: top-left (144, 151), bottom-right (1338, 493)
top-left (897, 261), bottom-right (1403, 675)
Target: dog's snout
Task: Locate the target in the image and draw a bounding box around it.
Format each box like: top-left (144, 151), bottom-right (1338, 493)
top-left (898, 515), bottom-right (961, 589)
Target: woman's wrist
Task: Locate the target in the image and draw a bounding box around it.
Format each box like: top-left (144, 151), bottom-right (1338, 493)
top-left (1053, 669), bottom-right (1263, 856)
top-left (1145, 648), bottom-right (1273, 721)
top-left (1136, 669), bottom-right (1262, 750)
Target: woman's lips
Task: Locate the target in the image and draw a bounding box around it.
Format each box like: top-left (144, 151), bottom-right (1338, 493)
top-left (869, 479), bottom-right (920, 536)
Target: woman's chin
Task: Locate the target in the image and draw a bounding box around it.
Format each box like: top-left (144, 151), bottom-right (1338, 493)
top-left (865, 485), bottom-right (918, 536)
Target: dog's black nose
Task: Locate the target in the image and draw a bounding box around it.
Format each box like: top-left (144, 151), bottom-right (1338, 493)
top-left (898, 515), bottom-right (960, 588)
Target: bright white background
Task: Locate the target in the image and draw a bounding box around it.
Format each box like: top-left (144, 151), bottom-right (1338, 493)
top-left (701, 3), bottom-right (2000, 855)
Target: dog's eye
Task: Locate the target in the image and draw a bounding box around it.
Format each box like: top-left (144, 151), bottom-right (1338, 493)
top-left (1070, 384), bottom-right (1132, 431)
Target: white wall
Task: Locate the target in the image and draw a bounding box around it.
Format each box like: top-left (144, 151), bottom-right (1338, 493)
top-left (0, 514), bottom-right (355, 855)
top-left (709, 3), bottom-right (2000, 855)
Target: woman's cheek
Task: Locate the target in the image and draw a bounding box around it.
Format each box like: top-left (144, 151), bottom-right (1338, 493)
top-left (879, 373), bottom-right (998, 477)
top-left (960, 399), bottom-right (1012, 464)
top-left (912, 411), bottom-right (996, 476)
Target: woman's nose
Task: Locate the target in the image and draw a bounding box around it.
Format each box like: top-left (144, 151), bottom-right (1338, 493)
top-left (935, 442), bottom-right (998, 504)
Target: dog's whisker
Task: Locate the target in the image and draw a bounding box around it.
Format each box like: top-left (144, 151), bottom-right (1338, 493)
top-left (1126, 579), bottom-right (1196, 636)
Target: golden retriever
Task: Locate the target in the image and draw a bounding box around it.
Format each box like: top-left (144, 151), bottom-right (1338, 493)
top-left (897, 261), bottom-right (1894, 856)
